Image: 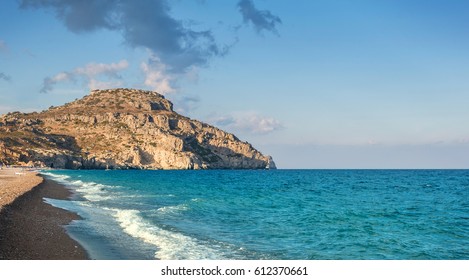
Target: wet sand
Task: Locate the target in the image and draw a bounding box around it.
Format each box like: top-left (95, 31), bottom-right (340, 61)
top-left (0, 169), bottom-right (88, 259)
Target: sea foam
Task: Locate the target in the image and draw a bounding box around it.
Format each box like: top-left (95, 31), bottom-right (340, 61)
top-left (40, 172), bottom-right (71, 183)
top-left (156, 204), bottom-right (189, 215)
top-left (42, 172), bottom-right (119, 202)
top-left (71, 180), bottom-right (114, 202)
top-left (111, 208), bottom-right (225, 260)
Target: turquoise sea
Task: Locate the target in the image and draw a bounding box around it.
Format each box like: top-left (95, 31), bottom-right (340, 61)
top-left (41, 169), bottom-right (469, 260)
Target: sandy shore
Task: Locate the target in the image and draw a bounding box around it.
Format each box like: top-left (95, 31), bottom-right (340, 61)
top-left (0, 168), bottom-right (44, 211)
top-left (0, 169), bottom-right (88, 259)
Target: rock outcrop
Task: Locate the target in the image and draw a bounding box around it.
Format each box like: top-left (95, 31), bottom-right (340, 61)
top-left (0, 88), bottom-right (276, 170)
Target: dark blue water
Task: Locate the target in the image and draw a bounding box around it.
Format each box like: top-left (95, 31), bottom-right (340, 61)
top-left (42, 169), bottom-right (469, 259)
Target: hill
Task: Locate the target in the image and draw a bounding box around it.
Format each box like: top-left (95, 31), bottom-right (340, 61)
top-left (0, 88), bottom-right (276, 169)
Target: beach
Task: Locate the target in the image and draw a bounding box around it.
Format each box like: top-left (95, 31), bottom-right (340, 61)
top-left (0, 168), bottom-right (43, 210)
top-left (0, 168), bottom-right (88, 259)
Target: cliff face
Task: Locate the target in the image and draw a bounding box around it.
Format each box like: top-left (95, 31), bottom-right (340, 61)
top-left (0, 88), bottom-right (276, 170)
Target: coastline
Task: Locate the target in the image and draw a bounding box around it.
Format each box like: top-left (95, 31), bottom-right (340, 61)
top-left (0, 169), bottom-right (89, 260)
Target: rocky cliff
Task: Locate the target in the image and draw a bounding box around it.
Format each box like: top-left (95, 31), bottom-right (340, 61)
top-left (0, 88), bottom-right (276, 170)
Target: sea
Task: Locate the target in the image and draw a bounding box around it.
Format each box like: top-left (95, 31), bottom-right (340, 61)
top-left (40, 169), bottom-right (469, 260)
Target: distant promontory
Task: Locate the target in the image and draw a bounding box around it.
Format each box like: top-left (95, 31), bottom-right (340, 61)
top-left (0, 88), bottom-right (276, 170)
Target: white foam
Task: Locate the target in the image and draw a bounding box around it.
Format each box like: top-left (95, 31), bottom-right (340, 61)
top-left (41, 172), bottom-right (118, 202)
top-left (73, 181), bottom-right (114, 202)
top-left (41, 171), bottom-right (229, 259)
top-left (40, 172), bottom-right (71, 183)
top-left (112, 208), bottom-right (226, 260)
top-left (156, 204), bottom-right (188, 215)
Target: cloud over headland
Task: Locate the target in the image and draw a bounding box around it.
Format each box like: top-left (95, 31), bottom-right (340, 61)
top-left (41, 60), bottom-right (129, 93)
top-left (21, 0), bottom-right (281, 73)
top-left (20, 0), bottom-right (227, 73)
top-left (21, 0), bottom-right (282, 118)
top-left (211, 112), bottom-right (283, 135)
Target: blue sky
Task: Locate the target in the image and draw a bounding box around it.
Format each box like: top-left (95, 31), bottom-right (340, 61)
top-left (1, 0), bottom-right (469, 168)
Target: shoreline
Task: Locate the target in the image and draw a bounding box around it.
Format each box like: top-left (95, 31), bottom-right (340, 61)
top-left (0, 170), bottom-right (89, 260)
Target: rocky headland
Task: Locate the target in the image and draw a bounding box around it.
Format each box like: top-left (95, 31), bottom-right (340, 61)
top-left (0, 88), bottom-right (276, 170)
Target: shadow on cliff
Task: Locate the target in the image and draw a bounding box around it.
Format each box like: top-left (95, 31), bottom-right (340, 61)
top-left (182, 136), bottom-right (268, 169)
top-left (18, 131), bottom-right (84, 169)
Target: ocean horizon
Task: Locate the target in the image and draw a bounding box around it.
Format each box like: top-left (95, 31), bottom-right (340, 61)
top-left (41, 169), bottom-right (469, 260)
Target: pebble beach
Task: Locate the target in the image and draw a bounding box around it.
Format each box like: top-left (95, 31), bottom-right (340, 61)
top-left (0, 168), bottom-right (43, 210)
top-left (0, 168), bottom-right (88, 259)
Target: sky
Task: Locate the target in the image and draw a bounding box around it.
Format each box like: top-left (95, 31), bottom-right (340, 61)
top-left (1, 0), bottom-right (469, 169)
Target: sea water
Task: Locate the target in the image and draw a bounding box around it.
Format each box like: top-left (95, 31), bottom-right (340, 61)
top-left (41, 169), bottom-right (469, 260)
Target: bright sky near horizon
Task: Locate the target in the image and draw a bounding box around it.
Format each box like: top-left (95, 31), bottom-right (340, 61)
top-left (1, 0), bottom-right (469, 168)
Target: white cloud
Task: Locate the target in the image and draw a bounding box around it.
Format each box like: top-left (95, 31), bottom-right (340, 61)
top-left (139, 53), bottom-right (203, 96)
top-left (75, 60), bottom-right (128, 78)
top-left (53, 72), bottom-right (74, 82)
top-left (88, 79), bottom-right (123, 90)
top-left (41, 59), bottom-right (129, 93)
top-left (240, 114), bottom-right (283, 134)
top-left (210, 112), bottom-right (283, 134)
top-left (40, 72), bottom-right (74, 93)
top-left (140, 61), bottom-right (175, 95)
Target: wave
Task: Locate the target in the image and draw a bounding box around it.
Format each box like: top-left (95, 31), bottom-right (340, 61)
top-left (111, 208), bottom-right (226, 260)
top-left (71, 180), bottom-right (115, 202)
top-left (40, 172), bottom-right (71, 183)
top-left (156, 204), bottom-right (189, 215)
top-left (41, 172), bottom-right (120, 202)
top-left (40, 171), bottom-right (248, 259)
